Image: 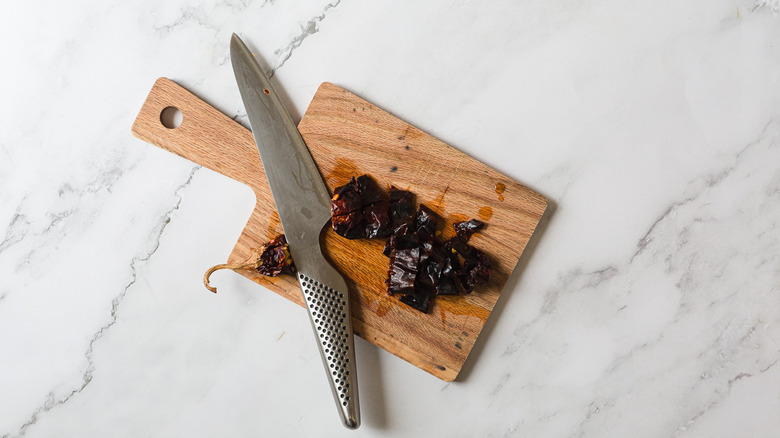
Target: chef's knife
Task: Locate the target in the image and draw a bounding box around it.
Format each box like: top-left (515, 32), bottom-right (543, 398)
top-left (230, 34), bottom-right (360, 429)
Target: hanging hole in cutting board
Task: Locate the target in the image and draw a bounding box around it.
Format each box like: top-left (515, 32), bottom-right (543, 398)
top-left (160, 106), bottom-right (183, 129)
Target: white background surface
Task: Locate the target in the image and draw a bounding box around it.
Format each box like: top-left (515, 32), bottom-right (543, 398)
top-left (2, 1), bottom-right (779, 436)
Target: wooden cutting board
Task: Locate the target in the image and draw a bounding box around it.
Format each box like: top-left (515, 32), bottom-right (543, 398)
top-left (132, 78), bottom-right (546, 381)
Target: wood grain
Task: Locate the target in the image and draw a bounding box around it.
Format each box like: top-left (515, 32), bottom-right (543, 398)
top-left (132, 78), bottom-right (546, 381)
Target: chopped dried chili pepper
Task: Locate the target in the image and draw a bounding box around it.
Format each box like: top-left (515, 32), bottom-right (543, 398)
top-left (256, 235), bottom-right (295, 277)
top-left (331, 209), bottom-right (364, 239)
top-left (412, 205), bottom-right (438, 241)
top-left (445, 220), bottom-right (491, 294)
top-left (399, 288), bottom-right (432, 313)
top-left (331, 175), bottom-right (392, 239)
top-left (386, 247), bottom-right (420, 295)
top-left (457, 248), bottom-right (491, 294)
top-left (332, 175), bottom-right (492, 313)
top-left (388, 187), bottom-right (415, 232)
top-left (418, 242), bottom-right (459, 296)
top-left (363, 202), bottom-right (391, 239)
top-left (453, 219), bottom-right (485, 240)
top-left (203, 234), bottom-right (295, 293)
top-left (383, 187), bottom-right (416, 256)
top-left (382, 201), bottom-right (492, 311)
top-left (383, 200), bottom-right (490, 311)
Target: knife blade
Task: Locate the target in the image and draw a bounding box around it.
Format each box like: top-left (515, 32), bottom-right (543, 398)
top-left (230, 33), bottom-right (360, 429)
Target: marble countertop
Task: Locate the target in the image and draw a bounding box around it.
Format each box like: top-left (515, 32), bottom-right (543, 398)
top-left (2, 1), bottom-right (779, 436)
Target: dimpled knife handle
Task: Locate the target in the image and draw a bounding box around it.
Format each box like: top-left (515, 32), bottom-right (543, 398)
top-left (296, 267), bottom-right (360, 429)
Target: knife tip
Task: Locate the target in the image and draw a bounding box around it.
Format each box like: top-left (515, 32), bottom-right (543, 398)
top-left (230, 33), bottom-right (252, 58)
top-left (229, 33), bottom-right (244, 61)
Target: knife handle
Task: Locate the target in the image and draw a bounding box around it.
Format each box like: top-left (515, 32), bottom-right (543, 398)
top-left (296, 263), bottom-right (360, 429)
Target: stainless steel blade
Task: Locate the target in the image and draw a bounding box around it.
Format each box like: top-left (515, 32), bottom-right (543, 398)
top-left (230, 36), bottom-right (331, 241)
top-left (230, 34), bottom-right (360, 429)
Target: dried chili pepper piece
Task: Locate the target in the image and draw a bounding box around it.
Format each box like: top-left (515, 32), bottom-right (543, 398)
top-left (413, 204), bottom-right (438, 241)
top-left (331, 183), bottom-right (362, 216)
top-left (399, 287), bottom-right (432, 313)
top-left (332, 210), bottom-right (364, 239)
top-left (356, 174), bottom-right (383, 205)
top-left (256, 234), bottom-right (296, 277)
top-left (388, 187), bottom-right (415, 232)
top-left (386, 247), bottom-right (420, 295)
top-left (445, 220), bottom-right (491, 294)
top-left (453, 219), bottom-right (485, 240)
top-left (331, 175), bottom-right (392, 239)
top-left (363, 201), bottom-right (392, 238)
top-left (203, 234), bottom-right (295, 293)
top-left (383, 188), bottom-right (416, 256)
top-left (383, 227), bottom-right (417, 257)
top-left (457, 248), bottom-right (491, 294)
top-left (418, 243), bottom-right (459, 296)
top-left (444, 236), bottom-right (473, 258)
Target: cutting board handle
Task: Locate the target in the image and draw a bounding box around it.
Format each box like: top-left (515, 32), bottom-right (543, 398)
top-left (131, 77), bottom-right (266, 192)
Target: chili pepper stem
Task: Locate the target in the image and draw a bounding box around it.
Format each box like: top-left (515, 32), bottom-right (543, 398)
top-left (203, 248), bottom-right (264, 293)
